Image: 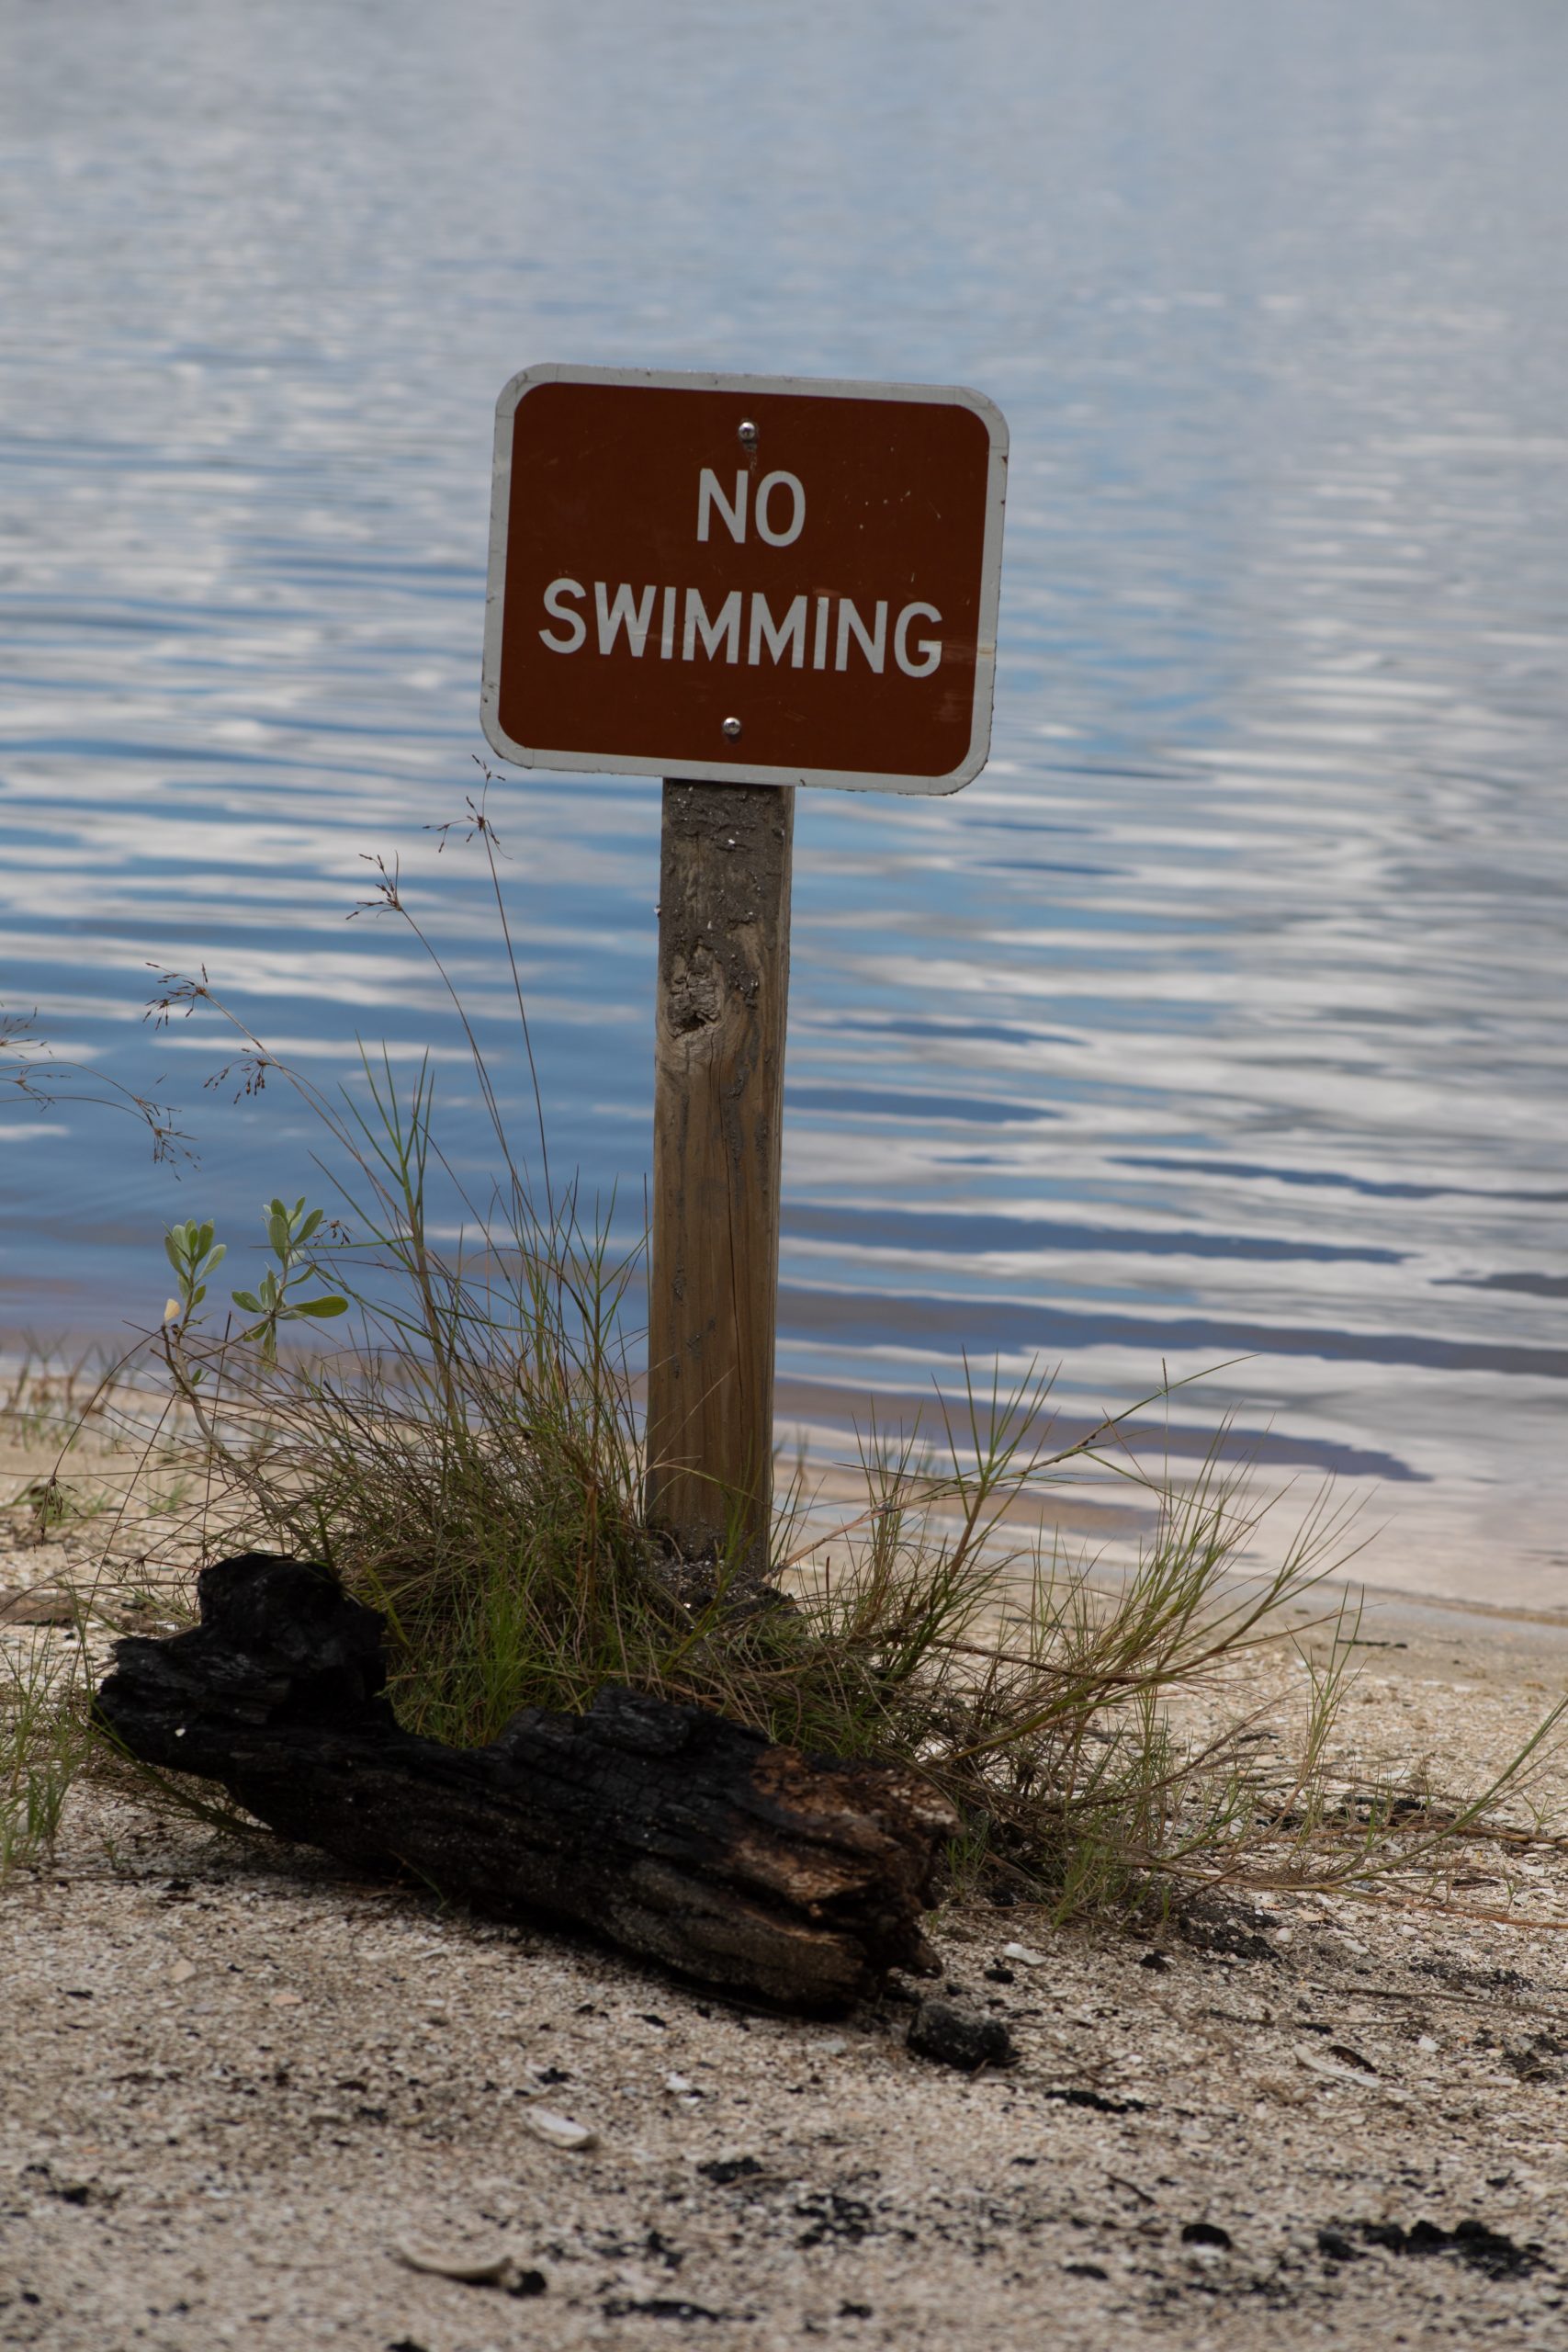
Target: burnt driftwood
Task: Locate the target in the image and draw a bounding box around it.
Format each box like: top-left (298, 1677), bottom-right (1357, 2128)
top-left (94, 1553), bottom-right (955, 2006)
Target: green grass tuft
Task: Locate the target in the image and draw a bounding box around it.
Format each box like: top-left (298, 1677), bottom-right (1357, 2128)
top-left (5, 808), bottom-right (1562, 1918)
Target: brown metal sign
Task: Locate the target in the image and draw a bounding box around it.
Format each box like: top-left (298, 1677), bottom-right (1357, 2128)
top-left (480, 366), bottom-right (1008, 795)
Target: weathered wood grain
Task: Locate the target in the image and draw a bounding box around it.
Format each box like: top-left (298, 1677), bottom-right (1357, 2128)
top-left (94, 1553), bottom-right (953, 2007)
top-left (645, 778), bottom-right (795, 1566)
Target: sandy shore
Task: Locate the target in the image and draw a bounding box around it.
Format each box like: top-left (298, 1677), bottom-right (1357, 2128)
top-left (3, 1473), bottom-right (1567, 2349)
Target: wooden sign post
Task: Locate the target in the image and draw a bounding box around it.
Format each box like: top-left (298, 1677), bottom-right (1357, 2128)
top-left (481, 365), bottom-right (1008, 1564)
top-left (646, 778), bottom-right (793, 1561)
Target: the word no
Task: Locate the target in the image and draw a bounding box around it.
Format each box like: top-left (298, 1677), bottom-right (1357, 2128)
top-left (697, 469), bottom-right (806, 548)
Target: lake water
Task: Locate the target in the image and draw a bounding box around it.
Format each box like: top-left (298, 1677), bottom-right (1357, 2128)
top-left (2, 0), bottom-right (1564, 1605)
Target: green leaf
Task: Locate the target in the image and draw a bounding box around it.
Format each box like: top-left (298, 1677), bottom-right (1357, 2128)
top-left (204, 1242), bottom-right (227, 1273)
top-left (266, 1213), bottom-right (290, 1259)
top-left (164, 1232), bottom-right (185, 1274)
top-left (292, 1295), bottom-right (348, 1318)
top-left (299, 1208), bottom-right (323, 1244)
top-left (230, 1290), bottom-right (262, 1314)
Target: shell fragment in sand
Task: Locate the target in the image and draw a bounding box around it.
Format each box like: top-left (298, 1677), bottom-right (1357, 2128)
top-left (1000, 1941), bottom-right (1049, 1969)
top-left (394, 2237), bottom-right (514, 2284)
top-left (524, 2106), bottom-right (597, 2152)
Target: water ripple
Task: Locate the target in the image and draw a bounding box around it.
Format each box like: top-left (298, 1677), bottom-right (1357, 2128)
top-left (1, 0), bottom-right (1565, 1601)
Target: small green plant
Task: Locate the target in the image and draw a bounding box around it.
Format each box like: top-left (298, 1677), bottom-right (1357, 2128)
top-left (164, 1202), bottom-right (347, 1370)
top-left (228, 1199), bottom-right (348, 1363)
top-left (163, 1217), bottom-right (226, 1329)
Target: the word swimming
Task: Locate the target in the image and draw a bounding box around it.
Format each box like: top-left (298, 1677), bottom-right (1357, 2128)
top-left (535, 463), bottom-right (944, 680)
top-left (539, 580), bottom-right (943, 678)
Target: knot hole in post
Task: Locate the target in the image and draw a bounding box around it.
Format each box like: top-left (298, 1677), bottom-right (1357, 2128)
top-left (669, 941), bottom-right (725, 1033)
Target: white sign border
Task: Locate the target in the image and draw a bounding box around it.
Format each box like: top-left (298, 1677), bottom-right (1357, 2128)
top-left (479, 363), bottom-right (1009, 797)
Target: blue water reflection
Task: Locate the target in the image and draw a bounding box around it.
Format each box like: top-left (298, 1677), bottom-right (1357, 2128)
top-left (1, 0), bottom-right (1565, 1600)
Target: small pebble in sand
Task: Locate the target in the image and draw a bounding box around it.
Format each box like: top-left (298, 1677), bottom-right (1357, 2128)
top-left (907, 1998), bottom-right (1015, 2072)
top-left (1000, 1942), bottom-right (1049, 1968)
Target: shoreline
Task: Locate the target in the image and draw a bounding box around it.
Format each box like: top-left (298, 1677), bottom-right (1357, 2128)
top-left (4, 1338), bottom-right (1564, 1618)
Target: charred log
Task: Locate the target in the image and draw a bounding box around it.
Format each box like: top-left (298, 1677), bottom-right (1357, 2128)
top-left (94, 1552), bottom-right (954, 2007)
